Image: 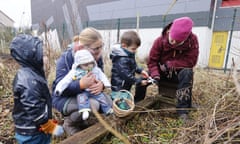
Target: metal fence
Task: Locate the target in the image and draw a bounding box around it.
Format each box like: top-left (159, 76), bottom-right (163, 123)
top-left (2, 7), bottom-right (240, 70)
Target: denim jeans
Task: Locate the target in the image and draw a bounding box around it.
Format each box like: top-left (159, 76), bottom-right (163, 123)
top-left (159, 68), bottom-right (193, 114)
top-left (15, 132), bottom-right (51, 144)
top-left (77, 91), bottom-right (112, 114)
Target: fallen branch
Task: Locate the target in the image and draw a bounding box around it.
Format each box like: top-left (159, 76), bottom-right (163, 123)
top-left (61, 96), bottom-right (163, 144)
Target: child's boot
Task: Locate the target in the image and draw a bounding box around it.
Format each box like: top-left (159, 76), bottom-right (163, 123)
top-left (63, 117), bottom-right (80, 136)
top-left (82, 111), bottom-right (89, 120)
top-left (79, 108), bottom-right (91, 120)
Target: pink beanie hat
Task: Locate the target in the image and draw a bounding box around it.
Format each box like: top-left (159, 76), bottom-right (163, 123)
top-left (169, 17), bottom-right (193, 42)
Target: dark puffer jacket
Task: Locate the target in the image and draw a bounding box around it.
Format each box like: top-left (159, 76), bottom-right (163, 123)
top-left (110, 44), bottom-right (142, 91)
top-left (10, 34), bottom-right (52, 135)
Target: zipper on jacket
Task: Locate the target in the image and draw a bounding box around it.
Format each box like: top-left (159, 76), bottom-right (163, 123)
top-left (121, 80), bottom-right (125, 87)
top-left (173, 50), bottom-right (176, 57)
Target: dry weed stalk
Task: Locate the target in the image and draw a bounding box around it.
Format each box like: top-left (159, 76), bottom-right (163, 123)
top-left (201, 65), bottom-right (240, 144)
top-left (92, 109), bottom-right (131, 144)
top-left (171, 68), bottom-right (240, 144)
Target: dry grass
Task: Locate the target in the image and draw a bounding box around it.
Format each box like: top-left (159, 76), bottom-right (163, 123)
top-left (169, 68), bottom-right (239, 144)
top-left (1, 48), bottom-right (240, 144)
top-left (99, 67), bottom-right (240, 144)
top-left (0, 56), bottom-right (18, 143)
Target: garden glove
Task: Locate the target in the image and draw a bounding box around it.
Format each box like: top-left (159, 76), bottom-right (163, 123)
top-left (39, 119), bottom-right (64, 136)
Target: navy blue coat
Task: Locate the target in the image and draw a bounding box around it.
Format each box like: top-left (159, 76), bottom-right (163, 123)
top-left (110, 44), bottom-right (142, 91)
top-left (52, 45), bottom-right (104, 113)
top-left (10, 34), bottom-right (52, 135)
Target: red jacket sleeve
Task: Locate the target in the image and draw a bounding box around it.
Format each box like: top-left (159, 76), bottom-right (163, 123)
top-left (147, 37), bottom-right (162, 78)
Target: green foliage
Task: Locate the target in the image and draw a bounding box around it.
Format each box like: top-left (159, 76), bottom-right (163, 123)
top-left (157, 117), bottom-right (182, 142)
top-left (110, 137), bottom-right (125, 144)
top-left (101, 112), bottom-right (183, 144)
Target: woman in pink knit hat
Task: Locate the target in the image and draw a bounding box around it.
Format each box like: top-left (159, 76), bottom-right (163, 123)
top-left (147, 17), bottom-right (199, 121)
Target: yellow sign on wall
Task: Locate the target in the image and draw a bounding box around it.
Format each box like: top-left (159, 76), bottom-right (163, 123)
top-left (208, 32), bottom-right (228, 68)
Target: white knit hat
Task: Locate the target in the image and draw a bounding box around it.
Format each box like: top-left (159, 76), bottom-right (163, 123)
top-left (73, 49), bottom-right (95, 67)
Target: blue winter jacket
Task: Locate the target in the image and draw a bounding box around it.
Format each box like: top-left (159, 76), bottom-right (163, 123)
top-left (110, 44), bottom-right (142, 91)
top-left (10, 34), bottom-right (52, 135)
top-left (52, 45), bottom-right (104, 113)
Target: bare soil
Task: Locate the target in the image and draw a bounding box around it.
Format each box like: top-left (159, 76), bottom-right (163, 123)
top-left (1, 53), bottom-right (240, 144)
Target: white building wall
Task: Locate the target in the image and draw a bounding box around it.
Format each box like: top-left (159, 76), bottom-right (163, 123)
top-left (193, 27), bottom-right (212, 67)
top-left (225, 31), bottom-right (240, 69)
top-left (0, 10), bottom-right (14, 27)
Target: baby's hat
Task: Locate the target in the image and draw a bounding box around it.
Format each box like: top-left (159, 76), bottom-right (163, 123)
top-left (74, 49), bottom-right (95, 66)
top-left (169, 17), bottom-right (193, 42)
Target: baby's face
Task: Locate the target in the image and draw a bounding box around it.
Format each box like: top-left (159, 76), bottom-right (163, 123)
top-left (79, 62), bottom-right (94, 71)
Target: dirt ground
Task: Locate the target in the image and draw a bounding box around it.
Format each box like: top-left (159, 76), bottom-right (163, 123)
top-left (0, 54), bottom-right (17, 143)
top-left (1, 53), bottom-right (240, 144)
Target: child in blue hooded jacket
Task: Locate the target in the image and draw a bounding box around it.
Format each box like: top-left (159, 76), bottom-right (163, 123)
top-left (10, 34), bottom-right (64, 144)
top-left (110, 31), bottom-right (149, 102)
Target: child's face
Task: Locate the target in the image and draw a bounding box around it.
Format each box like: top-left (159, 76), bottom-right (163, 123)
top-left (78, 62), bottom-right (94, 71)
top-left (168, 34), bottom-right (184, 46)
top-left (123, 44), bottom-right (139, 53)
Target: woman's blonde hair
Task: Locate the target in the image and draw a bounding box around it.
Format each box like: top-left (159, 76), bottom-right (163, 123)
top-left (79, 27), bottom-right (102, 46)
top-left (73, 35), bottom-right (80, 42)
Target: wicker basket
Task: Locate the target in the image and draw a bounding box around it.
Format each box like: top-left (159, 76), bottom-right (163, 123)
top-left (112, 90), bottom-right (135, 117)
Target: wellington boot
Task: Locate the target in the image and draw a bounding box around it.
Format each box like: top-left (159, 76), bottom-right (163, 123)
top-left (63, 116), bottom-right (81, 136)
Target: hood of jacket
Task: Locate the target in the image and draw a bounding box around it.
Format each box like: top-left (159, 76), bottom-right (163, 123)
top-left (111, 44), bottom-right (128, 56)
top-left (10, 34), bottom-right (45, 77)
top-left (110, 43), bottom-right (135, 60)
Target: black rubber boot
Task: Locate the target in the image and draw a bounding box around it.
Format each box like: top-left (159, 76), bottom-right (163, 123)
top-left (63, 111), bottom-right (82, 136)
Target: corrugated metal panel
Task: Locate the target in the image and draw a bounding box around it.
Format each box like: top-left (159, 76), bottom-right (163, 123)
top-left (214, 7), bottom-right (240, 31)
top-left (88, 11), bottom-right (210, 30)
top-left (87, 0), bottom-right (212, 21)
top-left (31, 0), bottom-right (213, 39)
top-left (31, 0), bottom-right (116, 40)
